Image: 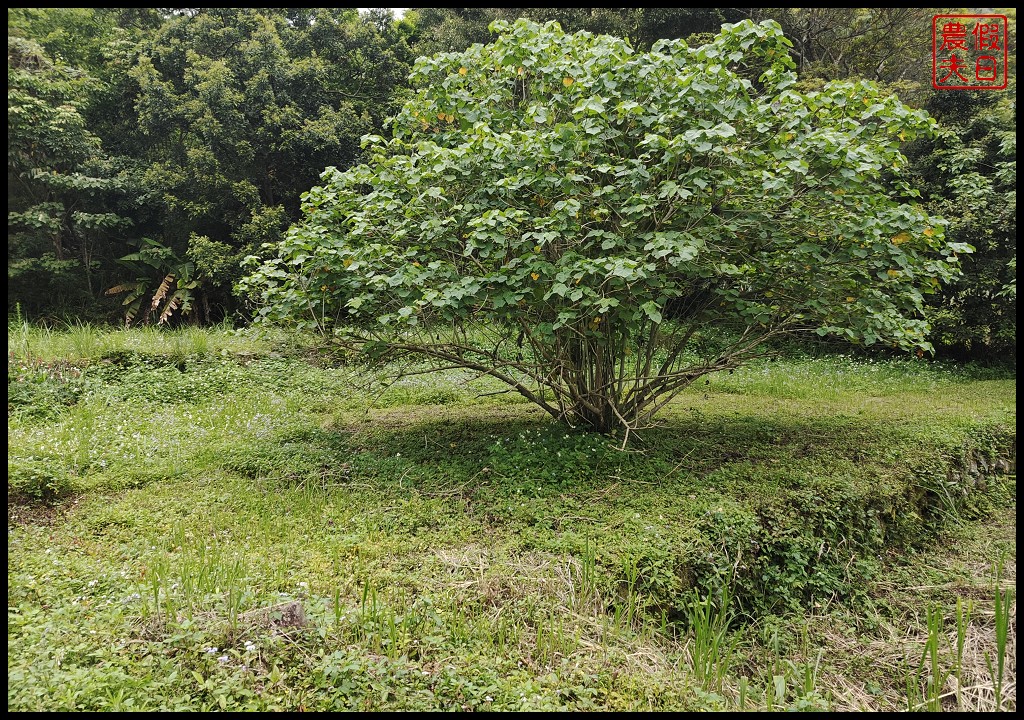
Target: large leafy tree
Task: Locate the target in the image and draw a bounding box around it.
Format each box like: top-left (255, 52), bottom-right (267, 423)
top-left (244, 19), bottom-right (966, 434)
top-left (7, 34), bottom-right (133, 315)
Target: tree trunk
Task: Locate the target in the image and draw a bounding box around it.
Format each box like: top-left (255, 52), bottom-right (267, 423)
top-left (570, 342), bottom-right (621, 433)
top-left (574, 399), bottom-right (618, 434)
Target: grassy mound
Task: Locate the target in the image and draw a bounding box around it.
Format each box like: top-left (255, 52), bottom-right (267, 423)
top-left (8, 324), bottom-right (1016, 711)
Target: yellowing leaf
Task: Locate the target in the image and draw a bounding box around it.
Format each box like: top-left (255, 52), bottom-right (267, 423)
top-left (413, 261), bottom-right (421, 267)
top-left (517, 66), bottom-right (524, 75)
top-left (887, 269), bottom-right (900, 277)
top-left (459, 67), bottom-right (468, 76)
top-left (898, 131), bottom-right (906, 141)
top-left (923, 227), bottom-right (935, 237)
top-left (530, 273), bottom-right (539, 281)
top-left (437, 113), bottom-right (446, 121)
top-left (592, 317), bottom-right (601, 324)
top-left (445, 114), bottom-right (455, 123)
top-left (534, 245), bottom-right (541, 253)
top-left (784, 132), bottom-right (794, 141)
top-left (891, 232), bottom-right (910, 245)
top-left (563, 77), bottom-right (574, 87)
top-left (846, 297), bottom-right (855, 303)
top-left (343, 259), bottom-right (353, 268)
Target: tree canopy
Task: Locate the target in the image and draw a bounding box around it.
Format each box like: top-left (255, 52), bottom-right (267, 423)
top-left (243, 19), bottom-right (967, 433)
top-left (908, 84), bottom-right (1017, 358)
top-left (7, 8), bottom-right (1012, 360)
top-left (8, 34), bottom-right (132, 313)
top-left (8, 7), bottom-right (414, 323)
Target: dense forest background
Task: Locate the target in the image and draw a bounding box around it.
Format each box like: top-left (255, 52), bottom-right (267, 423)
top-left (7, 8), bottom-right (1016, 359)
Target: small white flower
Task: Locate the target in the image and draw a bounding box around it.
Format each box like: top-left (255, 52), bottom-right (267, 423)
top-left (204, 646), bottom-right (219, 654)
top-left (218, 655), bottom-right (230, 664)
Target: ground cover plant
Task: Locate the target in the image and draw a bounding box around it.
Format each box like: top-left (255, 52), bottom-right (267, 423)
top-left (7, 323), bottom-right (1016, 711)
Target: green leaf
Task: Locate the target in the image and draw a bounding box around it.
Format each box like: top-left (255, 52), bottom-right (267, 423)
top-left (641, 301), bottom-right (663, 324)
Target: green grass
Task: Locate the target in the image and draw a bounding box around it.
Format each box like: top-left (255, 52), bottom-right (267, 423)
top-left (7, 324), bottom-right (1016, 711)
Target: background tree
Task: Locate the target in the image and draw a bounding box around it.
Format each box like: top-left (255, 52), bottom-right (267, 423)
top-left (7, 34), bottom-right (133, 316)
top-left (7, 7), bottom-right (163, 71)
top-left (8, 7), bottom-right (415, 322)
top-left (744, 8), bottom-right (935, 93)
top-left (906, 84), bottom-right (1016, 359)
top-left (406, 7), bottom-right (743, 55)
top-left (120, 7), bottom-right (414, 321)
top-left (243, 19), bottom-right (966, 434)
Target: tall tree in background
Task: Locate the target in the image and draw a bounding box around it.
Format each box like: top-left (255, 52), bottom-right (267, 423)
top-left (123, 7), bottom-right (413, 320)
top-left (7, 34), bottom-right (133, 315)
top-left (7, 7), bottom-right (163, 72)
top-left (906, 84), bottom-right (1016, 359)
top-left (8, 7), bottom-right (414, 322)
top-left (406, 8), bottom-right (744, 55)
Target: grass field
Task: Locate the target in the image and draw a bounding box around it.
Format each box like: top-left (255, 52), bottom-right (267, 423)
top-left (7, 322), bottom-right (1016, 711)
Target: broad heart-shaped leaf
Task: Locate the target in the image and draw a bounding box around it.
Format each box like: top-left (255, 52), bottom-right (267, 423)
top-left (640, 301), bottom-right (663, 325)
top-left (246, 17), bottom-right (962, 432)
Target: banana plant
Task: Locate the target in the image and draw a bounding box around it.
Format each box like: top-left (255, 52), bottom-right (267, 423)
top-left (106, 237), bottom-right (199, 326)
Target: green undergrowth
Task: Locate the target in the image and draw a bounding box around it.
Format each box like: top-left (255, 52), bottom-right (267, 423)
top-left (8, 324), bottom-right (1016, 711)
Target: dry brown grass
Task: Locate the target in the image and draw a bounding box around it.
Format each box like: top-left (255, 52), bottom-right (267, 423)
top-left (427, 543), bottom-right (684, 680)
top-left (812, 505), bottom-right (1016, 712)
